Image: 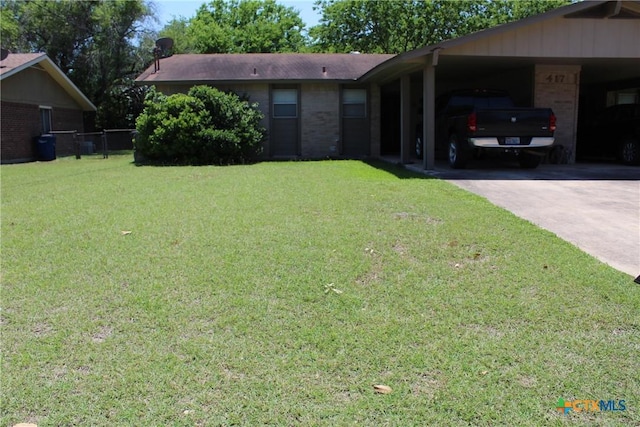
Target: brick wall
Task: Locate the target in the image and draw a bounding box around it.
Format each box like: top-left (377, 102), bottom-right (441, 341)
top-left (1, 101), bottom-right (85, 162)
top-left (534, 65), bottom-right (581, 163)
top-left (1, 101), bottom-right (40, 162)
top-left (300, 83), bottom-right (340, 158)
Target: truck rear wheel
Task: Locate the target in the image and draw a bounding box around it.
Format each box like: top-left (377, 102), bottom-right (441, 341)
top-left (448, 134), bottom-right (467, 169)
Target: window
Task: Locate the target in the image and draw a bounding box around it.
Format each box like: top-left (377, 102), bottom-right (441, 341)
top-left (617, 92), bottom-right (638, 105)
top-left (273, 89), bottom-right (297, 118)
top-left (606, 88), bottom-right (639, 106)
top-left (40, 106), bottom-right (52, 134)
top-left (343, 89), bottom-right (366, 118)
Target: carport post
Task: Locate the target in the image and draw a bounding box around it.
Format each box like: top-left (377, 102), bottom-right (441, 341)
top-left (422, 60), bottom-right (436, 170)
top-left (400, 74), bottom-right (412, 164)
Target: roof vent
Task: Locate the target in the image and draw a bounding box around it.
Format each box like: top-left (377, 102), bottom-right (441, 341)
top-left (350, 51), bottom-right (361, 54)
top-left (0, 48), bottom-right (8, 61)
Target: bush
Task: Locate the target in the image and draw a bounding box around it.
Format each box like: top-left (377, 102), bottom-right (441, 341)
top-left (134, 86), bottom-right (265, 165)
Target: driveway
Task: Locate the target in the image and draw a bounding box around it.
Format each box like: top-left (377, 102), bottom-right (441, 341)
top-left (410, 161), bottom-right (640, 277)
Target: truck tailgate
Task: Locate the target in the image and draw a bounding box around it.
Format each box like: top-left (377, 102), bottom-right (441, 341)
top-left (475, 108), bottom-right (554, 138)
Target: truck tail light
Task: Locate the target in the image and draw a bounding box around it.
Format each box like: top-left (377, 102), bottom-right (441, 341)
top-left (549, 113), bottom-right (556, 132)
top-left (467, 112), bottom-right (477, 133)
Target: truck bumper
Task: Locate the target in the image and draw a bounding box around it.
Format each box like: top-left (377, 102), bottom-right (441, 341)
top-left (469, 137), bottom-right (554, 148)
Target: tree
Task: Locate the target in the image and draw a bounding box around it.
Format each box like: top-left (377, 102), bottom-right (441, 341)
top-left (158, 0), bottom-right (307, 53)
top-left (308, 0), bottom-right (571, 54)
top-left (0, 0), bottom-right (155, 128)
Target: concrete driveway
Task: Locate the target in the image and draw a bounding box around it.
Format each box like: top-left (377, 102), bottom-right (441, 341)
top-left (410, 161), bottom-right (640, 277)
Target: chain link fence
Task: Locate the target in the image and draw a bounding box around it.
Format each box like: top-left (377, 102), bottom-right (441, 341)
top-left (49, 129), bottom-right (135, 159)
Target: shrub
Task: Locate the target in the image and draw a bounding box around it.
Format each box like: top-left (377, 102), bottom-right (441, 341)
top-left (134, 86), bottom-right (265, 165)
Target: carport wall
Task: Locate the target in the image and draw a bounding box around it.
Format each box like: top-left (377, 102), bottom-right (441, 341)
top-left (534, 64), bottom-right (581, 162)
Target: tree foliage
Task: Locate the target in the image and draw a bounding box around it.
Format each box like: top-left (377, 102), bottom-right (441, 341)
top-left (159, 0), bottom-right (307, 54)
top-left (135, 86), bottom-right (265, 165)
top-left (0, 0), bottom-right (154, 128)
top-left (308, 0), bottom-right (571, 53)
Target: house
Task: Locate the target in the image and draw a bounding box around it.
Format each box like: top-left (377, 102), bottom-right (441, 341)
top-left (135, 0), bottom-right (640, 168)
top-left (136, 53), bottom-right (394, 158)
top-left (0, 52), bottom-right (97, 163)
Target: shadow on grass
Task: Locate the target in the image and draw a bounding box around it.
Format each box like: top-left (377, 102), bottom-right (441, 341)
top-left (363, 158), bottom-right (438, 180)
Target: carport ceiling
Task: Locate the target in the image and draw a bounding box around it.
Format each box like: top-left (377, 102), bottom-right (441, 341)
top-left (373, 55), bottom-right (640, 86)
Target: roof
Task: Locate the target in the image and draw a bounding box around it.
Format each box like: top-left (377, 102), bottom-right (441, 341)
top-left (0, 52), bottom-right (46, 77)
top-left (135, 53), bottom-right (395, 84)
top-left (0, 52), bottom-right (96, 111)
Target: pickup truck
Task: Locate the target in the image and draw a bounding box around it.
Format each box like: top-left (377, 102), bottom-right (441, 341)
top-left (417, 89), bottom-right (556, 169)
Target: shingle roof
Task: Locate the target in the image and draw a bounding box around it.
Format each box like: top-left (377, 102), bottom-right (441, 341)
top-left (0, 52), bottom-right (46, 78)
top-left (135, 53), bottom-right (396, 84)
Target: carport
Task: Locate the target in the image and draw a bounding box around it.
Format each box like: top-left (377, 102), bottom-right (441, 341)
top-left (361, 0), bottom-right (640, 169)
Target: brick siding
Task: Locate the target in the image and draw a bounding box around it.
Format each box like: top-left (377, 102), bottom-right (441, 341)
top-left (300, 83), bottom-right (340, 158)
top-left (534, 65), bottom-right (581, 163)
top-left (1, 101), bottom-right (85, 162)
top-left (1, 101), bottom-right (40, 162)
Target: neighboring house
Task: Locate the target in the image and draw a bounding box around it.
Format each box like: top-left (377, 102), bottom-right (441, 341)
top-left (0, 52), bottom-right (96, 163)
top-left (136, 0), bottom-right (639, 167)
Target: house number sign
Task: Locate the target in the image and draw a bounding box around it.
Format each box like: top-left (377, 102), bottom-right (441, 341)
top-left (542, 73), bottom-right (575, 84)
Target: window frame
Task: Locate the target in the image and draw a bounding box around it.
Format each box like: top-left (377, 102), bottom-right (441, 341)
top-left (342, 88), bottom-right (367, 119)
top-left (39, 106), bottom-right (52, 134)
top-left (272, 88), bottom-right (298, 119)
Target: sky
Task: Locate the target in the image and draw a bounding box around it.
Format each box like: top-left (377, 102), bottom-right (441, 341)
top-left (153, 0), bottom-right (322, 29)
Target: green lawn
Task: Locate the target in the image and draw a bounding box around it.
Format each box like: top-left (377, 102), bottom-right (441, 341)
top-left (1, 155), bottom-right (637, 426)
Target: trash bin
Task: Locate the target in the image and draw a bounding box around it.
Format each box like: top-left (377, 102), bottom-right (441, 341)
top-left (36, 134), bottom-right (56, 161)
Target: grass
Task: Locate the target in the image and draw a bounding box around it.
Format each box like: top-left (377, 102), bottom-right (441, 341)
top-left (1, 154), bottom-right (638, 426)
